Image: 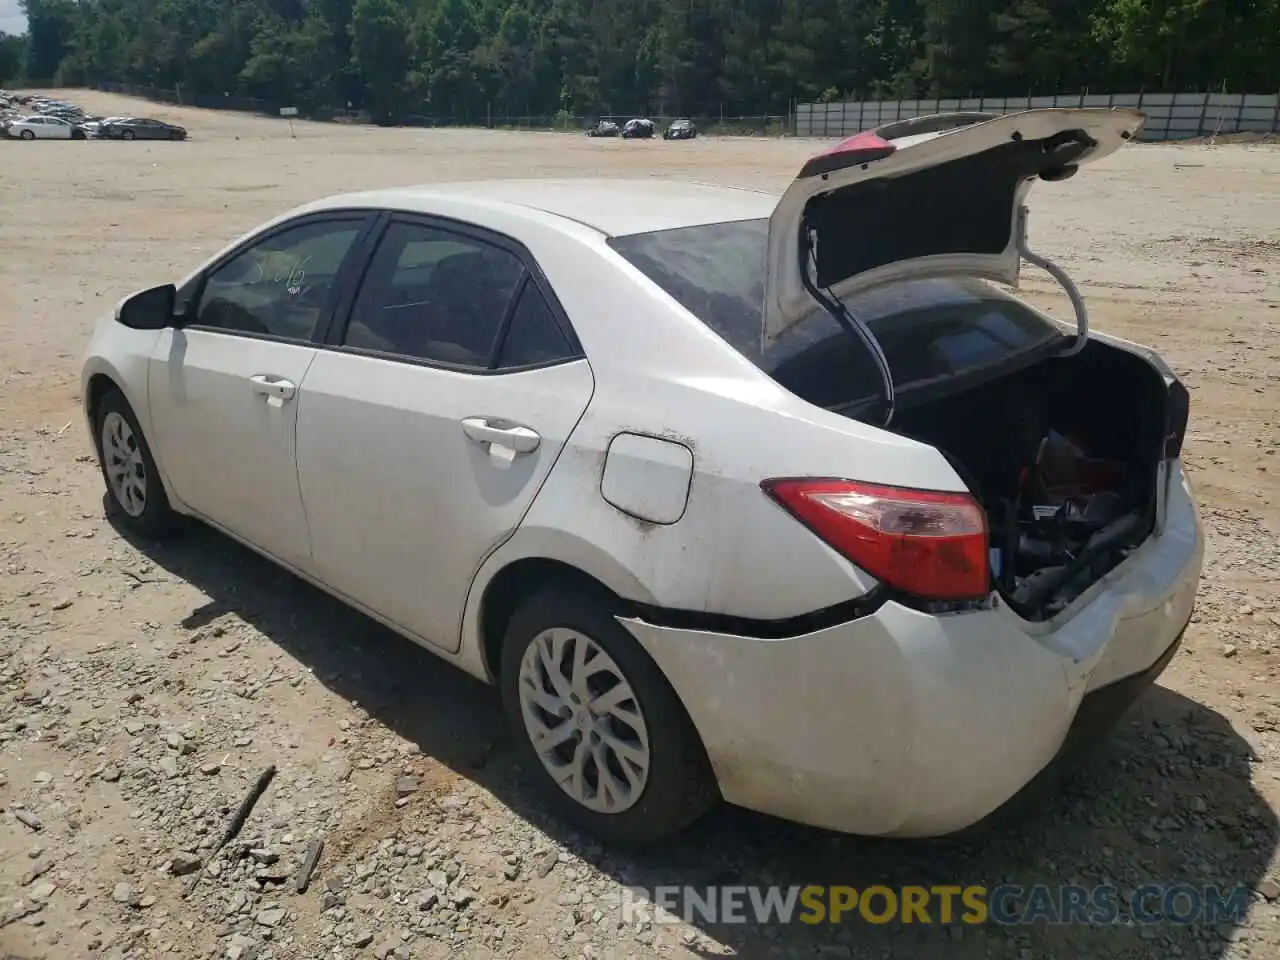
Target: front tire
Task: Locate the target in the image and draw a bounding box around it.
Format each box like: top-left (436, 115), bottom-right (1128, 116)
top-left (20, 129), bottom-right (34, 140)
top-left (499, 586), bottom-right (717, 846)
top-left (93, 389), bottom-right (175, 538)
top-left (121, 129), bottom-right (135, 141)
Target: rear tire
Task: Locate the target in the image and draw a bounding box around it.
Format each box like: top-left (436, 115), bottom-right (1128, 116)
top-left (499, 585), bottom-right (718, 847)
top-left (122, 129), bottom-right (135, 141)
top-left (93, 389), bottom-right (176, 539)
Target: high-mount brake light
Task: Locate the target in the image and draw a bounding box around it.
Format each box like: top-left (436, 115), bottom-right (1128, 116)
top-left (796, 131), bottom-right (898, 179)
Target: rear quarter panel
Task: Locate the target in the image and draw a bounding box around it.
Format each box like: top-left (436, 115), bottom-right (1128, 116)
top-left (457, 227), bottom-right (971, 674)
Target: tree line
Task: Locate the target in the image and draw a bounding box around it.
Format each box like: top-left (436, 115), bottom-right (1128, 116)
top-left (5, 0), bottom-right (1279, 122)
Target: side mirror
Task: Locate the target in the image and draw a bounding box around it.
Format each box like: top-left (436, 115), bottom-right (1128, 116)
top-left (116, 283), bottom-right (176, 330)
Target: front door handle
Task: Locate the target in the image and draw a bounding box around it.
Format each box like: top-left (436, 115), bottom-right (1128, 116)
top-left (461, 417), bottom-right (541, 455)
top-left (249, 374), bottom-right (297, 401)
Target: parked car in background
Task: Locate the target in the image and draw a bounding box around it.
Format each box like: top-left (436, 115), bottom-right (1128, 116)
top-left (586, 119), bottom-right (619, 138)
top-left (100, 117), bottom-right (188, 141)
top-left (80, 116), bottom-right (128, 138)
top-left (33, 99), bottom-right (77, 115)
top-left (621, 118), bottom-right (655, 139)
top-left (44, 108), bottom-right (86, 123)
top-left (663, 118), bottom-right (697, 140)
top-left (6, 115), bottom-right (88, 140)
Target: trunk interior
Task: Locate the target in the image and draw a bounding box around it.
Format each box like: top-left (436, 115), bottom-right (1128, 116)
top-left (887, 339), bottom-right (1170, 619)
top-left (781, 338), bottom-right (1171, 620)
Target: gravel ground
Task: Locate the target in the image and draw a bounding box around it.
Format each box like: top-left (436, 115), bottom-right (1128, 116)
top-left (1, 91), bottom-right (1279, 960)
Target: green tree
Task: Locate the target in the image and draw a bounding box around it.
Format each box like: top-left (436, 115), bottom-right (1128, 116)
top-left (0, 32), bottom-right (24, 85)
top-left (350, 0), bottom-right (413, 120)
top-left (13, 0), bottom-right (1280, 122)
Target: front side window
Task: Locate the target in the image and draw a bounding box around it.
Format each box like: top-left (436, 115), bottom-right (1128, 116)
top-left (342, 221), bottom-right (524, 367)
top-left (193, 219), bottom-right (363, 340)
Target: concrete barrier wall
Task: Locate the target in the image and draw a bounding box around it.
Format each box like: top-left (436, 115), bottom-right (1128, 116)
top-left (795, 92), bottom-right (1280, 141)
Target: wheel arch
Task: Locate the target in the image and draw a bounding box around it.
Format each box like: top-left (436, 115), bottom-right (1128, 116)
top-left (464, 533), bottom-right (657, 684)
top-left (83, 365), bottom-right (183, 511)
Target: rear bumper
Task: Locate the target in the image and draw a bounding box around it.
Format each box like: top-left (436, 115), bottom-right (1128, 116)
top-left (621, 467), bottom-right (1202, 838)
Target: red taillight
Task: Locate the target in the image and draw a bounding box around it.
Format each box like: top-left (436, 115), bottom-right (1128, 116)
top-left (762, 478), bottom-right (990, 601)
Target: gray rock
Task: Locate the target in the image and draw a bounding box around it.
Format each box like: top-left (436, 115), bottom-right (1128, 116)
top-left (169, 853), bottom-right (202, 876)
top-left (157, 756), bottom-right (180, 780)
top-left (351, 931), bottom-right (375, 948)
top-left (112, 882), bottom-right (140, 906)
top-left (225, 933), bottom-right (259, 960)
top-left (255, 907), bottom-right (286, 927)
top-left (102, 765), bottom-right (121, 783)
top-left (534, 850), bottom-right (558, 879)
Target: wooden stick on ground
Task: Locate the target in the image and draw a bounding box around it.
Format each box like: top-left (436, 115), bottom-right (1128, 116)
top-left (183, 764), bottom-right (277, 898)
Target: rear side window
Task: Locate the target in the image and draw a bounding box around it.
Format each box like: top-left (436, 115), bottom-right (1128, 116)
top-left (496, 281), bottom-right (575, 368)
top-left (608, 220), bottom-right (1062, 406)
top-left (343, 221), bottom-right (524, 367)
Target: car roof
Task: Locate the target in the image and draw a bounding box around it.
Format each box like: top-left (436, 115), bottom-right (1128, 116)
top-left (316, 179), bottom-right (778, 237)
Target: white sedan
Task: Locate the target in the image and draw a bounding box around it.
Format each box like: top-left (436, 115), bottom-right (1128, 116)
top-left (81, 108), bottom-right (1202, 845)
top-left (7, 115), bottom-right (85, 140)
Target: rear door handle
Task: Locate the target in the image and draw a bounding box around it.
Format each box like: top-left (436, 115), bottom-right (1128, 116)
top-left (461, 417), bottom-right (541, 455)
top-left (249, 374), bottom-right (297, 401)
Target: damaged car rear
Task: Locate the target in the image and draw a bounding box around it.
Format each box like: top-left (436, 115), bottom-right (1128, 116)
top-left (759, 109), bottom-right (1190, 623)
top-left (607, 108), bottom-right (1202, 840)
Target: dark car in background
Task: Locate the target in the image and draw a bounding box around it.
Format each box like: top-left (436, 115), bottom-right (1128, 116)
top-left (100, 117), bottom-right (188, 141)
top-left (586, 119), bottom-right (620, 138)
top-left (621, 118), bottom-right (655, 139)
top-left (664, 118), bottom-right (697, 140)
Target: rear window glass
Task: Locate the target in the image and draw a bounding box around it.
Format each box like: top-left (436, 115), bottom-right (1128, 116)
top-left (607, 219), bottom-right (1061, 405)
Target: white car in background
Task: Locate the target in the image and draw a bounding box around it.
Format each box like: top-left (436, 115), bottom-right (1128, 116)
top-left (81, 109), bottom-right (1201, 846)
top-left (7, 115), bottom-right (86, 140)
top-left (81, 116), bottom-right (127, 138)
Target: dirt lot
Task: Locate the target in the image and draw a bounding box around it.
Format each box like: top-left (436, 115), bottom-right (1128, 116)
top-left (1, 90), bottom-right (1279, 960)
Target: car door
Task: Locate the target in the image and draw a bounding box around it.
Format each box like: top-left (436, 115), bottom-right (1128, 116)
top-left (147, 212), bottom-right (376, 570)
top-left (295, 215), bottom-right (595, 652)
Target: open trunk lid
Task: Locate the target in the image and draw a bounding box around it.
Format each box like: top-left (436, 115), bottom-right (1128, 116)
top-left (763, 108), bottom-right (1146, 348)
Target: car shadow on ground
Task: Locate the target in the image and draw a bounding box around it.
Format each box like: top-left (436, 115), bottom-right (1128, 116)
top-left (117, 512), bottom-right (1278, 960)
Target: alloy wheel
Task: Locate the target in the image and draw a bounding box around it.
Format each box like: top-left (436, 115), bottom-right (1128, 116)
top-left (102, 411), bottom-right (147, 517)
top-left (517, 628), bottom-right (651, 814)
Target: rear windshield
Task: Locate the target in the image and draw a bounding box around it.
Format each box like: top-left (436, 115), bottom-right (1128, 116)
top-left (607, 219), bottom-right (1062, 409)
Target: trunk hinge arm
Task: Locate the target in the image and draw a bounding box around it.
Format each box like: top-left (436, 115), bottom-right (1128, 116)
top-left (798, 223), bottom-right (896, 426)
top-left (1017, 205), bottom-right (1089, 357)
